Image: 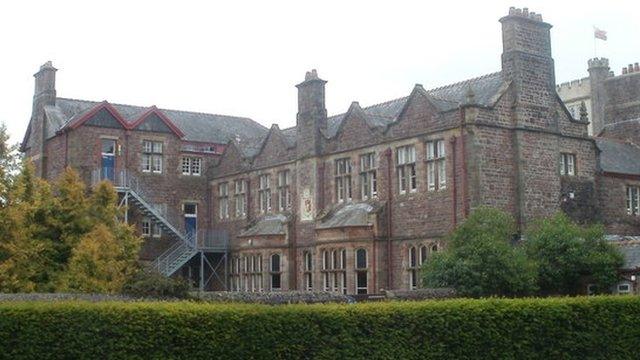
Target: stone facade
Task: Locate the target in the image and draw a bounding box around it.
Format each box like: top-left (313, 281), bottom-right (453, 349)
top-left (22, 7), bottom-right (640, 294)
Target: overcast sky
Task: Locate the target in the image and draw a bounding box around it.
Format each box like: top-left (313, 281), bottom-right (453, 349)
top-left (1, 0), bottom-right (638, 144)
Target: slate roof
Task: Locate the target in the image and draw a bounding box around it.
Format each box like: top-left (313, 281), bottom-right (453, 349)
top-left (596, 138), bottom-right (640, 175)
top-left (320, 72), bottom-right (504, 138)
top-left (38, 97), bottom-right (268, 144)
top-left (317, 201), bottom-right (382, 229)
top-left (605, 235), bottom-right (640, 270)
top-left (239, 214), bottom-right (289, 237)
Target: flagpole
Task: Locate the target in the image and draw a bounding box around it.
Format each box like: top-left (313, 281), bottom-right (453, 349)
top-left (593, 25), bottom-right (597, 57)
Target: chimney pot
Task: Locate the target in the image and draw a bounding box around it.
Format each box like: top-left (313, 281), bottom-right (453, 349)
top-left (629, 64), bottom-right (634, 73)
top-left (623, 67), bottom-right (628, 74)
top-left (635, 63), bottom-right (640, 72)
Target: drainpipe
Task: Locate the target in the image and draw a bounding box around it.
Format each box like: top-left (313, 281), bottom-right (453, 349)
top-left (384, 148), bottom-right (393, 289)
top-left (63, 130), bottom-right (69, 168)
top-left (450, 136), bottom-right (458, 227)
top-left (290, 214), bottom-right (298, 290)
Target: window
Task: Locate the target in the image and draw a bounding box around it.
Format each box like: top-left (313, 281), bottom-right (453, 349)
top-left (141, 218), bottom-right (161, 238)
top-left (259, 174), bottom-right (272, 213)
top-left (587, 283), bottom-right (597, 296)
top-left (408, 246), bottom-right (418, 290)
top-left (355, 249), bottom-right (368, 294)
top-left (277, 170), bottom-right (291, 211)
top-left (321, 248), bottom-right (346, 294)
top-left (181, 157), bottom-right (202, 176)
top-left (618, 284), bottom-right (631, 294)
top-left (426, 140), bottom-right (446, 191)
top-left (249, 254), bottom-right (263, 292)
top-left (101, 139), bottom-right (115, 155)
top-left (419, 245), bottom-right (428, 265)
top-left (627, 186), bottom-right (640, 216)
top-left (560, 153), bottom-right (576, 176)
top-left (141, 218), bottom-right (151, 237)
top-left (230, 257), bottom-right (240, 291)
top-left (270, 254), bottom-right (281, 291)
top-left (218, 182), bottom-right (229, 219)
top-left (303, 251), bottom-right (313, 291)
top-left (234, 180), bottom-right (247, 218)
top-left (335, 158), bottom-right (352, 202)
top-left (397, 145), bottom-right (417, 194)
top-left (142, 140), bottom-right (163, 173)
top-left (360, 153), bottom-right (377, 200)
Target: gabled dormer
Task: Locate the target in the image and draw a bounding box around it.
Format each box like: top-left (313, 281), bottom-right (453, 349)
top-left (130, 106), bottom-right (185, 138)
top-left (68, 101), bottom-right (129, 130)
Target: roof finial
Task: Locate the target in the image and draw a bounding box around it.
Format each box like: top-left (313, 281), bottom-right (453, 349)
top-left (464, 85), bottom-right (476, 105)
top-left (579, 101), bottom-right (588, 121)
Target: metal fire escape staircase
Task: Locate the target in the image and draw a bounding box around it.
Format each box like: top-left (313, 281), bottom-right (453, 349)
top-left (108, 171), bottom-right (198, 276)
top-left (93, 170), bottom-right (229, 290)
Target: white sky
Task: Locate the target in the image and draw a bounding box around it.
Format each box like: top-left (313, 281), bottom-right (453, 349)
top-left (1, 0), bottom-right (638, 144)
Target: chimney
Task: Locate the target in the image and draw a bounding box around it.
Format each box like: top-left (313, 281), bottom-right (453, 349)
top-left (500, 7), bottom-right (555, 128)
top-left (629, 64), bottom-right (635, 74)
top-left (34, 61), bottom-right (57, 105)
top-left (635, 63), bottom-right (640, 72)
top-left (623, 67), bottom-right (628, 75)
top-left (295, 69), bottom-right (327, 157)
top-left (28, 61), bottom-right (58, 177)
top-left (588, 58), bottom-right (610, 135)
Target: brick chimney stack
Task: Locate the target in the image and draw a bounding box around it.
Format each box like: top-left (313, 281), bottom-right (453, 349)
top-left (500, 7), bottom-right (556, 129)
top-left (295, 69), bottom-right (327, 158)
top-left (29, 61), bottom-right (58, 176)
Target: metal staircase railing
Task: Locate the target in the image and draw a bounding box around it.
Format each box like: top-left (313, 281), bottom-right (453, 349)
top-left (92, 169), bottom-right (206, 276)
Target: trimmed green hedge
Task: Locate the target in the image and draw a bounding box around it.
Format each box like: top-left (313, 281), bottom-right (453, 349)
top-left (0, 296), bottom-right (639, 359)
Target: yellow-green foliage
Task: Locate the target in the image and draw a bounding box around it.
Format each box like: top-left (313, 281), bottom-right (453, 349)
top-left (0, 296), bottom-right (638, 359)
top-left (59, 224), bottom-right (140, 294)
top-left (0, 165), bottom-right (142, 293)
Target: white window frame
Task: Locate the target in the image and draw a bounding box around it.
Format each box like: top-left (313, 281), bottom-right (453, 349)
top-left (218, 182), bottom-right (229, 219)
top-left (335, 158), bottom-right (352, 203)
top-left (141, 218), bottom-right (151, 237)
top-left (360, 152), bottom-right (377, 200)
top-left (277, 170), bottom-right (291, 212)
top-left (234, 179), bottom-right (247, 218)
top-left (142, 140), bottom-right (163, 174)
top-left (560, 153), bottom-right (576, 176)
top-left (259, 174), bottom-right (272, 214)
top-left (627, 186), bottom-right (640, 216)
top-left (397, 145), bottom-right (417, 194)
top-left (618, 283), bottom-right (631, 294)
top-left (426, 140), bottom-right (446, 191)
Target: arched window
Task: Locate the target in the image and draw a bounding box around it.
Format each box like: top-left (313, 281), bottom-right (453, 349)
top-left (431, 244), bottom-right (438, 253)
top-left (408, 246), bottom-right (418, 290)
top-left (270, 254), bottom-right (281, 291)
top-left (355, 249), bottom-right (368, 294)
top-left (419, 245), bottom-right (428, 265)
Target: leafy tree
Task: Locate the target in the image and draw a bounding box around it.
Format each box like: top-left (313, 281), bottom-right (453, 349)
top-left (59, 224), bottom-right (139, 294)
top-left (525, 213), bottom-right (623, 295)
top-left (423, 207), bottom-right (538, 297)
top-left (0, 123), bottom-right (21, 205)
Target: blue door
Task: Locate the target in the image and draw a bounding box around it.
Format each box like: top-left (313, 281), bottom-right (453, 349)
top-left (101, 139), bottom-right (116, 182)
top-left (184, 203), bottom-right (198, 245)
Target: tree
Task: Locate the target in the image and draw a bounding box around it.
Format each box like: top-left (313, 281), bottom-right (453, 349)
top-left (59, 224), bottom-right (139, 294)
top-left (525, 213), bottom-right (623, 295)
top-left (0, 123), bottom-right (20, 205)
top-left (422, 207), bottom-right (538, 297)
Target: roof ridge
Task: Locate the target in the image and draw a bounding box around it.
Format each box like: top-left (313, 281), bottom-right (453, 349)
top-left (57, 97), bottom-right (256, 122)
top-left (426, 71), bottom-right (502, 93)
top-left (602, 118), bottom-right (640, 128)
top-left (361, 95), bottom-right (410, 110)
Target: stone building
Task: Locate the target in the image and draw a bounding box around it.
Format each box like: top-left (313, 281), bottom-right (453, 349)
top-left (20, 7), bottom-right (640, 294)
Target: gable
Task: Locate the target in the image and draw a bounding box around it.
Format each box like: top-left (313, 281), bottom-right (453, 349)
top-left (253, 128), bottom-right (292, 167)
top-left (386, 89), bottom-right (441, 137)
top-left (85, 107), bottom-right (126, 129)
top-left (133, 113), bottom-right (174, 134)
top-left (214, 142), bottom-right (247, 176)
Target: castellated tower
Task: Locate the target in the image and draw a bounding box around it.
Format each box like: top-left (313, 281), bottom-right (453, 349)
top-left (588, 57), bottom-right (610, 135)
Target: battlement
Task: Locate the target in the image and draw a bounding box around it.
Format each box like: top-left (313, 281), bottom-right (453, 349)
top-left (506, 7), bottom-right (544, 22)
top-left (556, 77), bottom-right (590, 91)
top-left (588, 57), bottom-right (610, 69)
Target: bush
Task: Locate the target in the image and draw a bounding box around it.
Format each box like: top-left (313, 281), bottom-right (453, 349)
top-left (0, 296), bottom-right (639, 359)
top-left (194, 291), bottom-right (355, 304)
top-left (121, 268), bottom-right (191, 299)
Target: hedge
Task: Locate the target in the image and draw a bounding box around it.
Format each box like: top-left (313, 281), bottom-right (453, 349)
top-left (0, 296), bottom-right (639, 359)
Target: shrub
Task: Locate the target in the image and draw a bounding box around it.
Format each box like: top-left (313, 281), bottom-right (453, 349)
top-left (121, 268), bottom-right (191, 299)
top-left (0, 296), bottom-right (638, 359)
top-left (194, 291), bottom-right (354, 304)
